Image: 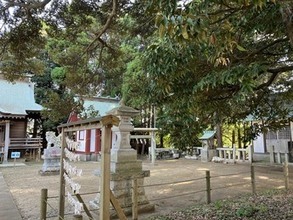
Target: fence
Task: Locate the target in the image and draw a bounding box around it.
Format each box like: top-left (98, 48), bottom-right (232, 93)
top-left (40, 190), bottom-right (99, 220)
top-left (9, 137), bottom-right (42, 161)
top-left (40, 162), bottom-right (290, 220)
top-left (216, 146), bottom-right (251, 163)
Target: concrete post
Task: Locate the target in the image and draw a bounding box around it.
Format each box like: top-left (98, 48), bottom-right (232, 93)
top-left (269, 145), bottom-right (275, 164)
top-left (40, 188), bottom-right (48, 220)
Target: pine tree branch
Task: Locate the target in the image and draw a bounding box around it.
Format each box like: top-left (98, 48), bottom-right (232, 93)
top-left (3, 0), bottom-right (51, 10)
top-left (256, 65), bottom-right (293, 90)
top-left (84, 0), bottom-right (118, 54)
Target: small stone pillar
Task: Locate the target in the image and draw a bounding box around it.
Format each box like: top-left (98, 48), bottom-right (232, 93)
top-left (199, 131), bottom-right (217, 162)
top-left (39, 131), bottom-right (61, 175)
top-left (90, 101), bottom-right (154, 216)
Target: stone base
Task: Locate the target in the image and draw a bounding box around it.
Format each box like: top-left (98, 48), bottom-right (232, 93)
top-left (77, 153), bottom-right (101, 162)
top-left (90, 170), bottom-right (153, 217)
top-left (89, 195), bottom-right (155, 219)
top-left (111, 160), bottom-right (143, 173)
top-left (201, 149), bottom-right (217, 162)
top-left (111, 149), bottom-right (137, 163)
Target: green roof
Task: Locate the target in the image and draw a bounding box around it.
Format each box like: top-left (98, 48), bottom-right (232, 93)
top-left (0, 77), bottom-right (42, 119)
top-left (199, 130), bottom-right (216, 140)
top-left (78, 96), bottom-right (120, 116)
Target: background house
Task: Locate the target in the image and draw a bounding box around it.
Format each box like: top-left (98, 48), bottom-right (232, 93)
top-left (253, 122), bottom-right (293, 162)
top-left (0, 75), bottom-right (43, 163)
top-left (67, 96), bottom-right (120, 161)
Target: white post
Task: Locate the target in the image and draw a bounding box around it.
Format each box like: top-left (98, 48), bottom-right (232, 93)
top-left (219, 149), bottom-right (223, 159)
top-left (290, 121), bottom-right (293, 144)
top-left (248, 145), bottom-right (254, 163)
top-left (232, 145), bottom-right (236, 163)
top-left (4, 121), bottom-right (10, 163)
top-left (277, 151), bottom-right (281, 164)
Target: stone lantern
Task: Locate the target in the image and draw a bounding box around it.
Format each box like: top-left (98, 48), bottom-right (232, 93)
top-left (107, 100), bottom-right (142, 173)
top-left (90, 100), bottom-right (154, 216)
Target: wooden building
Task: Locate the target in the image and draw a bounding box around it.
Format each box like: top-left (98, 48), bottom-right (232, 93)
top-left (0, 75), bottom-right (43, 163)
top-left (252, 122), bottom-right (293, 162)
top-left (67, 96), bottom-right (119, 161)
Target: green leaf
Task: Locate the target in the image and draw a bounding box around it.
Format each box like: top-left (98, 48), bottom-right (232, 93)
top-left (159, 24), bottom-right (165, 37)
top-left (236, 44), bottom-right (247, 52)
top-left (182, 25), bottom-right (189, 39)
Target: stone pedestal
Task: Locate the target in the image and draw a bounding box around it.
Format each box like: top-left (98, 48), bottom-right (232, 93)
top-left (39, 131), bottom-right (61, 175)
top-left (40, 147), bottom-right (61, 175)
top-left (90, 101), bottom-right (154, 216)
top-left (201, 149), bottom-right (217, 162)
top-left (90, 169), bottom-right (154, 217)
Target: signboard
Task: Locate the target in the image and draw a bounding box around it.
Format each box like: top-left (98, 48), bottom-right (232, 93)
top-left (11, 152), bottom-right (21, 159)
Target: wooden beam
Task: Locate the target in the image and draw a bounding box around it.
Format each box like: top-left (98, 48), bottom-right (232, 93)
top-left (100, 124), bottom-right (111, 220)
top-left (130, 135), bottom-right (152, 139)
top-left (100, 115), bottom-right (119, 220)
top-left (75, 194), bottom-right (93, 219)
top-left (58, 128), bottom-right (66, 220)
top-left (110, 191), bottom-right (127, 220)
top-left (62, 124), bottom-right (103, 133)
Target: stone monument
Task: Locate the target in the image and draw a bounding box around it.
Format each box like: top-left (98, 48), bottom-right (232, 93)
top-left (40, 131), bottom-right (62, 175)
top-left (90, 101), bottom-right (154, 216)
top-left (199, 130), bottom-right (217, 162)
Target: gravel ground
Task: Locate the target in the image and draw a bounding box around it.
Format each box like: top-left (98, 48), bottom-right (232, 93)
top-left (0, 158), bottom-right (290, 219)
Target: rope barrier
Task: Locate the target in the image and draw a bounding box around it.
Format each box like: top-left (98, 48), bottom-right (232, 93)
top-left (212, 171), bottom-right (250, 178)
top-left (212, 182), bottom-right (251, 191)
top-left (148, 189), bottom-right (207, 202)
top-left (144, 176), bottom-right (206, 188)
top-left (47, 190), bottom-right (100, 200)
top-left (43, 199), bottom-right (58, 213)
top-left (77, 191), bottom-right (100, 196)
top-left (47, 195), bottom-right (59, 199)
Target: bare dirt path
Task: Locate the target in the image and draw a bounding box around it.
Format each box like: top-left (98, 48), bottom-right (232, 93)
top-left (0, 158), bottom-right (288, 219)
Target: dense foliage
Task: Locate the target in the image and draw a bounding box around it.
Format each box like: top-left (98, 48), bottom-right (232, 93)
top-left (0, 0), bottom-right (292, 149)
top-left (143, 0), bottom-right (293, 123)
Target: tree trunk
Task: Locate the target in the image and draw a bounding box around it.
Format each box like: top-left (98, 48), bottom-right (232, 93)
top-left (238, 126), bottom-right (241, 148)
top-left (216, 123), bottom-right (223, 148)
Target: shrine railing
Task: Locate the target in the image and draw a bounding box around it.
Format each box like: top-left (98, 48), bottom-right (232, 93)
top-left (9, 137), bottom-right (42, 149)
top-left (216, 146), bottom-right (252, 162)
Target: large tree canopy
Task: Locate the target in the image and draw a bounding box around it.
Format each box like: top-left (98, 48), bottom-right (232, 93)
top-left (0, 0), bottom-right (292, 149)
top-left (141, 0), bottom-right (293, 125)
top-left (0, 0), bottom-right (148, 119)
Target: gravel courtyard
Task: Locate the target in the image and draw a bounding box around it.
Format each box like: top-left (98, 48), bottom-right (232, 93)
top-left (0, 158), bottom-right (289, 219)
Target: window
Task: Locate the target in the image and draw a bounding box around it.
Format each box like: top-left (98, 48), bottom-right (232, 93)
top-left (79, 131), bottom-right (85, 140)
top-left (278, 126), bottom-right (290, 139)
top-left (266, 126), bottom-right (290, 140)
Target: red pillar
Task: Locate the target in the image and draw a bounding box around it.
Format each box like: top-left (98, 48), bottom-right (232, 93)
top-left (85, 130), bottom-right (91, 155)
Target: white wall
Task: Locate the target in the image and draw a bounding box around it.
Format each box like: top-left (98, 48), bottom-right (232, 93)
top-left (90, 129), bottom-right (96, 152)
top-left (77, 130), bottom-right (85, 152)
top-left (267, 139), bottom-right (290, 153)
top-left (253, 134), bottom-right (265, 153)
